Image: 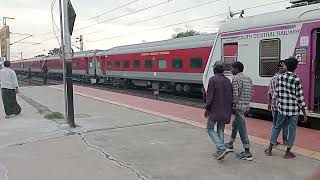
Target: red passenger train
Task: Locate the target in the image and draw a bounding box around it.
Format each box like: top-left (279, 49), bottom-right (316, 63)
top-left (12, 33), bottom-right (217, 93)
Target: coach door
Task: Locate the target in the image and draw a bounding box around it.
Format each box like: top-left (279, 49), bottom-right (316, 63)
top-left (314, 29), bottom-right (320, 112)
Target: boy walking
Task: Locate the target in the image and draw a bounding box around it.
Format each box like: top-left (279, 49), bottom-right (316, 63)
top-left (225, 61), bottom-right (253, 161)
top-left (205, 61), bottom-right (233, 160)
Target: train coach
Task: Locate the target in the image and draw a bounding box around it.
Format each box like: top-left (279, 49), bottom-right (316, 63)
top-left (12, 33), bottom-right (219, 94)
top-left (203, 0), bottom-right (320, 118)
top-left (91, 33), bottom-right (217, 93)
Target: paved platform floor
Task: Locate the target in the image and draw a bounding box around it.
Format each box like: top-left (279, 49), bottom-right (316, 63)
top-left (0, 86), bottom-right (318, 180)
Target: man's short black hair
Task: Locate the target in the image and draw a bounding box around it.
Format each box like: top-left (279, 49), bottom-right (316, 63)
top-left (284, 57), bottom-right (299, 72)
top-left (278, 60), bottom-right (285, 67)
top-left (231, 61), bottom-right (244, 72)
top-left (214, 65), bottom-right (224, 74)
top-left (3, 61), bottom-right (10, 68)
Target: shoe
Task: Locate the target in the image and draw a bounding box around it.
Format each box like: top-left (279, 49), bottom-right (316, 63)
top-left (212, 151), bottom-right (219, 159)
top-left (236, 151), bottom-right (253, 161)
top-left (225, 143), bottom-right (234, 153)
top-left (217, 149), bottom-right (227, 160)
top-left (283, 152), bottom-right (296, 159)
top-left (5, 115), bottom-right (14, 118)
top-left (15, 111), bottom-right (21, 115)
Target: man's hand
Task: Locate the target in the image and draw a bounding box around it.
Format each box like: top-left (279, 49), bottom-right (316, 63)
top-left (302, 113), bottom-right (308, 124)
top-left (15, 87), bottom-right (19, 94)
top-left (267, 103), bottom-right (271, 111)
top-left (204, 110), bottom-right (208, 118)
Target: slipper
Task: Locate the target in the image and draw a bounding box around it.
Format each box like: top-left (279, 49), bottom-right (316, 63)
top-left (264, 149), bottom-right (272, 156)
top-left (283, 152), bottom-right (296, 159)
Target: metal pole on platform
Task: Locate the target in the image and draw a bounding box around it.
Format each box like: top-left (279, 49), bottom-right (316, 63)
top-left (6, 38), bottom-right (10, 61)
top-left (63, 0), bottom-right (75, 128)
top-left (58, 0), bottom-right (68, 125)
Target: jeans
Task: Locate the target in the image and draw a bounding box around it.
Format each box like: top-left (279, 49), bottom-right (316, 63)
top-left (207, 120), bottom-right (226, 151)
top-left (271, 113), bottom-right (299, 148)
top-left (230, 110), bottom-right (250, 149)
top-left (272, 111), bottom-right (288, 141)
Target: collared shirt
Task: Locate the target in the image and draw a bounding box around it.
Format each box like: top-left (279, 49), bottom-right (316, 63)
top-left (232, 72), bottom-right (253, 112)
top-left (0, 67), bottom-right (19, 90)
top-left (274, 71), bottom-right (306, 116)
top-left (268, 73), bottom-right (281, 111)
top-left (205, 73), bottom-right (233, 123)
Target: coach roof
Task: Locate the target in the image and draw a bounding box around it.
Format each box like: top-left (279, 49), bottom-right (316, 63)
top-left (219, 3), bottom-right (320, 34)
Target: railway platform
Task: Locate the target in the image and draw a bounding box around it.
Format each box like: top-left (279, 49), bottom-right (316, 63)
top-left (0, 85), bottom-right (319, 180)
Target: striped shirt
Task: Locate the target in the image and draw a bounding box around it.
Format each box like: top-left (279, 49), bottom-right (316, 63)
top-left (268, 73), bottom-right (281, 112)
top-left (232, 72), bottom-right (253, 112)
top-left (274, 71), bottom-right (306, 116)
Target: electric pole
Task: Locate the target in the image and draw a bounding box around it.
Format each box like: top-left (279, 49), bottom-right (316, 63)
top-left (18, 52), bottom-right (23, 59)
top-left (60, 0), bottom-right (76, 128)
top-left (1, 17), bottom-right (14, 61)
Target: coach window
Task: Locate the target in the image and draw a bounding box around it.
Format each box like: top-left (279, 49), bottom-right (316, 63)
top-left (259, 39), bottom-right (281, 77)
top-left (107, 61), bottom-right (112, 68)
top-left (145, 60), bottom-right (152, 69)
top-left (72, 62), bottom-right (80, 68)
top-left (190, 58), bottom-right (202, 69)
top-left (173, 58), bottom-right (183, 69)
top-left (115, 61), bottom-right (121, 68)
top-left (223, 43), bottom-right (238, 71)
top-left (134, 60), bottom-right (140, 69)
top-left (124, 60), bottom-right (130, 69)
top-left (158, 59), bottom-right (167, 69)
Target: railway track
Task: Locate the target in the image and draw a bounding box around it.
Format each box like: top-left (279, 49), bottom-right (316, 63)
top-left (17, 75), bottom-right (205, 109)
top-left (17, 75), bottom-right (320, 130)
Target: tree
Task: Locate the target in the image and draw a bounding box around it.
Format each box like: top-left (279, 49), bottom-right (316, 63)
top-left (171, 30), bottom-right (204, 39)
top-left (48, 48), bottom-right (61, 56)
top-left (35, 54), bottom-right (46, 58)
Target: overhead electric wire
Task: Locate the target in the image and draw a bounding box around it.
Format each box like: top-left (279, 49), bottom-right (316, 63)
top-left (80, 0), bottom-right (225, 36)
top-left (87, 0), bottom-right (291, 43)
top-left (128, 0), bottom-right (225, 26)
top-left (38, 0), bottom-right (290, 44)
top-left (51, 0), bottom-right (61, 46)
top-left (87, 12), bottom-right (227, 43)
top-left (75, 0), bottom-right (174, 32)
top-left (39, 0), bottom-right (173, 43)
top-left (88, 0), bottom-right (142, 20)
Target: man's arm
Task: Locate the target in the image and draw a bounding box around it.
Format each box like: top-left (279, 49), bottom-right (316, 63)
top-left (12, 71), bottom-right (19, 94)
top-left (232, 77), bottom-right (240, 106)
top-left (296, 78), bottom-right (307, 122)
top-left (205, 78), bottom-right (215, 111)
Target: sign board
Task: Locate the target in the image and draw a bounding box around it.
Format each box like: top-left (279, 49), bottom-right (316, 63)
top-left (0, 26), bottom-right (10, 58)
top-left (295, 48), bottom-right (307, 64)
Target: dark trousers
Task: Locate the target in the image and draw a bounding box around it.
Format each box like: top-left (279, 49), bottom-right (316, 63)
top-left (1, 88), bottom-right (21, 116)
top-left (43, 74), bottom-right (48, 85)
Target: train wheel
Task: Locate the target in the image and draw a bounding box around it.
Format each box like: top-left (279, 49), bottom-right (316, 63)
top-left (176, 84), bottom-right (183, 93)
top-left (183, 84), bottom-right (191, 93)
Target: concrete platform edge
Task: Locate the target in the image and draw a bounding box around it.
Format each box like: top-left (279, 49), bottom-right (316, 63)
top-left (50, 86), bottom-right (320, 161)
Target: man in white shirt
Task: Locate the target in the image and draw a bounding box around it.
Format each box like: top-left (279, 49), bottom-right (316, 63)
top-left (0, 61), bottom-right (21, 118)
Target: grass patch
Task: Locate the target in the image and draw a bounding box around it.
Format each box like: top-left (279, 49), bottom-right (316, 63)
top-left (44, 112), bottom-right (64, 120)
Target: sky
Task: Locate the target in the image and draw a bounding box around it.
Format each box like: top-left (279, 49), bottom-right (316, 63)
top-left (0, 0), bottom-right (291, 60)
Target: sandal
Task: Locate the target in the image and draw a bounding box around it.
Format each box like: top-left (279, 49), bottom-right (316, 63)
top-left (283, 152), bottom-right (296, 159)
top-left (264, 149), bottom-right (272, 156)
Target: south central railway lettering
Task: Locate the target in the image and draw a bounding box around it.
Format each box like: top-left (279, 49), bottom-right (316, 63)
top-left (224, 29), bottom-right (301, 41)
top-left (141, 51), bottom-right (170, 56)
